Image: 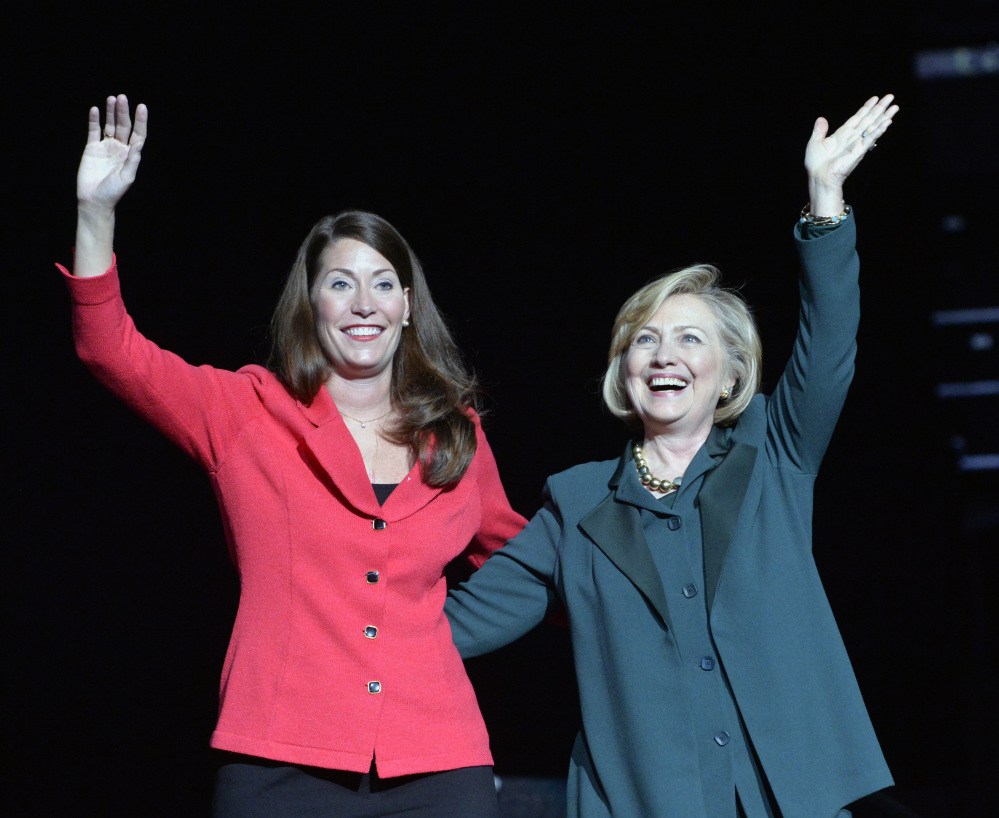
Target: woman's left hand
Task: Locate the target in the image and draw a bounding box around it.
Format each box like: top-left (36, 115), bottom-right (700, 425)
top-left (805, 94), bottom-right (898, 216)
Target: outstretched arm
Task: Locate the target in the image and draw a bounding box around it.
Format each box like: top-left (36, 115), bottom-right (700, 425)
top-left (446, 484), bottom-right (562, 658)
top-left (74, 94), bottom-right (148, 277)
top-left (805, 94), bottom-right (897, 216)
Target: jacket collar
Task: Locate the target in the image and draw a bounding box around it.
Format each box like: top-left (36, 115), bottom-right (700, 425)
top-left (699, 433), bottom-right (757, 612)
top-left (579, 484), bottom-right (673, 631)
top-left (297, 386), bottom-right (444, 521)
top-left (578, 438), bottom-right (681, 630)
top-left (580, 420), bottom-right (759, 622)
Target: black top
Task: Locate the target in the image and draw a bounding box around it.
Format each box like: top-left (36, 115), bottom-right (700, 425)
top-left (372, 483), bottom-right (399, 505)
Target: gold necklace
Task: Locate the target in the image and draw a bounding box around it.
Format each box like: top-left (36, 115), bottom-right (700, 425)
top-left (338, 409), bottom-right (392, 429)
top-left (632, 443), bottom-right (683, 493)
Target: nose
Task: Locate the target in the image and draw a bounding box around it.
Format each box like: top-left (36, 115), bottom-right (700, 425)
top-left (652, 339), bottom-right (676, 367)
top-left (351, 288), bottom-right (376, 317)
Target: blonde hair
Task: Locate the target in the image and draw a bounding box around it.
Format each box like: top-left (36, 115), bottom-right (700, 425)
top-left (601, 264), bottom-right (761, 428)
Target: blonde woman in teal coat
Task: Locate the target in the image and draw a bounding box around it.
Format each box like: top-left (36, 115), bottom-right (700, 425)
top-left (446, 95), bottom-right (898, 818)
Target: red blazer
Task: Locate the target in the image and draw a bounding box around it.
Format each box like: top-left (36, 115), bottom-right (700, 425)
top-left (61, 260), bottom-right (527, 776)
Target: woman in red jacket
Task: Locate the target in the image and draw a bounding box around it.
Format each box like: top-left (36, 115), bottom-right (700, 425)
top-left (62, 94), bottom-right (526, 818)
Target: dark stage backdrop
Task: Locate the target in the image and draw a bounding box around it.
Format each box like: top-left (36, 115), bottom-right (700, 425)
top-left (6, 3), bottom-right (997, 816)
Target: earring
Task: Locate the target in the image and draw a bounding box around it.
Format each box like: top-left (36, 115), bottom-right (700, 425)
top-left (402, 319), bottom-right (410, 327)
top-left (720, 386), bottom-right (732, 400)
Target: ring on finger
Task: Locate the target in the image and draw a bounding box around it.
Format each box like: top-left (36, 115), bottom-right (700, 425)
top-left (861, 130), bottom-right (868, 139)
top-left (104, 129), bottom-right (114, 139)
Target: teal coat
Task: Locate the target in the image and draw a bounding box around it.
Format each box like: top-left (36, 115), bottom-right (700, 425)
top-left (446, 216), bottom-right (893, 817)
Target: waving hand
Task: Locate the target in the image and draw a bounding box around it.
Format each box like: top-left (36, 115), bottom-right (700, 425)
top-left (805, 94), bottom-right (898, 216)
top-left (72, 94), bottom-right (147, 277)
top-left (78, 94), bottom-right (148, 211)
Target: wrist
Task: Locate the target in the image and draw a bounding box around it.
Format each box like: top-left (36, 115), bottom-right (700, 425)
top-left (807, 180), bottom-right (845, 217)
top-left (800, 202), bottom-right (851, 227)
top-left (77, 202), bottom-right (116, 222)
top-left (74, 206), bottom-right (116, 278)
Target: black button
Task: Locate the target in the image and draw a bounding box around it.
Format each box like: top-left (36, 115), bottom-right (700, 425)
top-left (373, 518), bottom-right (387, 531)
top-left (714, 730), bottom-right (731, 746)
top-left (667, 517), bottom-right (681, 531)
top-left (682, 584), bottom-right (698, 598)
top-left (364, 626), bottom-right (378, 639)
top-left (700, 656), bottom-right (715, 671)
top-left (368, 681), bottom-right (381, 694)
top-left (366, 571), bottom-right (380, 584)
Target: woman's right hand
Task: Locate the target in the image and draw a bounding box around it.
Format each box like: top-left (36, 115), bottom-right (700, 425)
top-left (77, 94), bottom-right (147, 213)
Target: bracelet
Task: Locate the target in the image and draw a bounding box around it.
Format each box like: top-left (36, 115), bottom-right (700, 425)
top-left (799, 202), bottom-right (851, 226)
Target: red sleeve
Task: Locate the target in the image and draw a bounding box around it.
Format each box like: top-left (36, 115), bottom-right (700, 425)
top-left (60, 258), bottom-right (268, 472)
top-left (463, 418), bottom-right (528, 569)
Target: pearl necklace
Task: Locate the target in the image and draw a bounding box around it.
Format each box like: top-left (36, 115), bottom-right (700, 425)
top-left (632, 443), bottom-right (683, 493)
top-left (339, 409), bottom-right (392, 429)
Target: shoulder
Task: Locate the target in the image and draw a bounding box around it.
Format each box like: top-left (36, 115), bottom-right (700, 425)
top-left (535, 457), bottom-right (622, 527)
top-left (235, 363), bottom-right (275, 382)
top-left (464, 408), bottom-right (489, 448)
top-left (548, 456), bottom-right (620, 495)
top-left (230, 364), bottom-right (301, 409)
top-left (233, 363), bottom-right (285, 392)
top-left (728, 393), bottom-right (768, 443)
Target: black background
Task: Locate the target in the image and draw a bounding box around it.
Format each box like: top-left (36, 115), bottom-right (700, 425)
top-left (5, 2), bottom-right (998, 815)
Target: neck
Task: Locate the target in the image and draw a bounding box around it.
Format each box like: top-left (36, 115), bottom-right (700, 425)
top-left (325, 372), bottom-right (393, 418)
top-left (640, 425), bottom-right (712, 478)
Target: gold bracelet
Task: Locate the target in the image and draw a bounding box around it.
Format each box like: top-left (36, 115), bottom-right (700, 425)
top-left (800, 202), bottom-right (851, 226)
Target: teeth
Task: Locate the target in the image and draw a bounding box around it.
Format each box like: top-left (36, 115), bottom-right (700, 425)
top-left (345, 327), bottom-right (382, 337)
top-left (650, 377), bottom-right (687, 389)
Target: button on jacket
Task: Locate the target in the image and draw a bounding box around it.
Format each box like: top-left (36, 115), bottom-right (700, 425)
top-left (62, 262), bottom-right (527, 777)
top-left (446, 217), bottom-right (893, 817)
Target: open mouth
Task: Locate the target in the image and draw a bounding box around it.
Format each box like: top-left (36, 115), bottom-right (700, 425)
top-left (648, 376), bottom-right (688, 393)
top-left (343, 326), bottom-right (383, 339)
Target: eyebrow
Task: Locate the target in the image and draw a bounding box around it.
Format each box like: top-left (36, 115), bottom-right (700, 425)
top-left (638, 324), bottom-right (708, 334)
top-left (323, 267), bottom-right (397, 277)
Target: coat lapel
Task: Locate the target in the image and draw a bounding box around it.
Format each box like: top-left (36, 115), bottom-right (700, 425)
top-left (297, 387), bottom-right (443, 521)
top-left (579, 413), bottom-right (760, 626)
top-left (579, 455), bottom-right (673, 630)
top-left (699, 434), bottom-right (758, 613)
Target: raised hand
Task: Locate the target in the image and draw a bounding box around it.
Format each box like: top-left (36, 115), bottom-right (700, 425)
top-left (805, 94), bottom-right (898, 216)
top-left (72, 94), bottom-right (148, 277)
top-left (77, 94), bottom-right (148, 212)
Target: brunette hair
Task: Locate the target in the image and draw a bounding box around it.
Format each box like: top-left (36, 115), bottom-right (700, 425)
top-left (601, 264), bottom-right (762, 428)
top-left (268, 211), bottom-right (480, 487)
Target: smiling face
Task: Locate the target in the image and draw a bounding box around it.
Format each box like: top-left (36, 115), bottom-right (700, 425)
top-left (310, 238), bottom-right (411, 382)
top-left (623, 293), bottom-right (731, 439)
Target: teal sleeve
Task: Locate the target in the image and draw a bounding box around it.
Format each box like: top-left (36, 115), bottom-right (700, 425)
top-left (798, 219), bottom-right (845, 240)
top-left (445, 483), bottom-right (562, 658)
top-left (768, 214), bottom-right (860, 473)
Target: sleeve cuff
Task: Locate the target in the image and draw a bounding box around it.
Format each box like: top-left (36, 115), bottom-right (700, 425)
top-left (794, 209), bottom-right (857, 246)
top-left (57, 253), bottom-right (122, 306)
